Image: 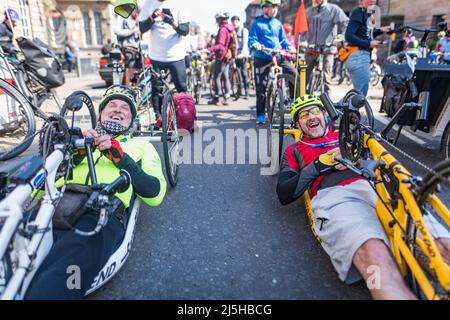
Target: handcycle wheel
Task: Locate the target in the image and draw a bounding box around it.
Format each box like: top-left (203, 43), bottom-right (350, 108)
top-left (277, 82), bottom-right (287, 165)
top-left (440, 121), bottom-right (450, 159)
top-left (338, 110), bottom-right (363, 163)
top-left (343, 89), bottom-right (375, 129)
top-left (59, 91), bottom-right (97, 131)
top-left (0, 78), bottom-right (36, 161)
top-left (162, 90), bottom-right (180, 187)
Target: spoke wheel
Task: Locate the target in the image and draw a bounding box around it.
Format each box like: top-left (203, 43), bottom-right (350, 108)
top-left (162, 90), bottom-right (180, 187)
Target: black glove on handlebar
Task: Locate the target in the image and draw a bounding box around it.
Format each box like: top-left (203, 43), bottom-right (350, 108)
top-left (163, 14), bottom-right (174, 25)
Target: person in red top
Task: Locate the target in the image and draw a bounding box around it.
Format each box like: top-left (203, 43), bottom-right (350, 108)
top-left (283, 23), bottom-right (296, 49)
top-left (277, 95), bottom-right (450, 300)
top-left (207, 12), bottom-right (237, 106)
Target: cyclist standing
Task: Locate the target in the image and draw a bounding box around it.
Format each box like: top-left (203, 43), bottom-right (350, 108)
top-left (231, 15), bottom-right (250, 100)
top-left (139, 0), bottom-right (190, 128)
top-left (208, 12), bottom-right (236, 106)
top-left (248, 0), bottom-right (296, 124)
top-left (114, 8), bottom-right (142, 86)
top-left (303, 0), bottom-right (348, 95)
top-left (344, 0), bottom-right (391, 96)
top-left (0, 9), bottom-right (20, 55)
top-left (437, 27), bottom-right (450, 64)
top-left (283, 23), bottom-right (296, 48)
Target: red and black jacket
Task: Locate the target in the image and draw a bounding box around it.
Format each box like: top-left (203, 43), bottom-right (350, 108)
top-left (276, 129), bottom-right (364, 205)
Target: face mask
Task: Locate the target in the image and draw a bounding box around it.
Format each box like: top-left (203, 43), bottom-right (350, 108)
top-left (95, 119), bottom-right (131, 137)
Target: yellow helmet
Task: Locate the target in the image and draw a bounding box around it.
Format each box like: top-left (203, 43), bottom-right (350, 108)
top-left (290, 95), bottom-right (324, 121)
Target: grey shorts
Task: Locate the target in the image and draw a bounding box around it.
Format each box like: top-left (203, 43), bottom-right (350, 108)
top-left (311, 180), bottom-right (450, 284)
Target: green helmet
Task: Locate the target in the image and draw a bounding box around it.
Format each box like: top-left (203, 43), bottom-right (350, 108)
top-left (114, 0), bottom-right (136, 18)
top-left (99, 85), bottom-right (137, 120)
top-left (260, 0), bottom-right (281, 7)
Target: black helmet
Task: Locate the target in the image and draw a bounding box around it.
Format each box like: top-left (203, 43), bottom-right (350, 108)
top-left (98, 85), bottom-right (137, 120)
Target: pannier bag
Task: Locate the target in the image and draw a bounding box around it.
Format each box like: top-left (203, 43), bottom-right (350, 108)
top-left (173, 93), bottom-right (197, 134)
top-left (17, 37), bottom-right (65, 88)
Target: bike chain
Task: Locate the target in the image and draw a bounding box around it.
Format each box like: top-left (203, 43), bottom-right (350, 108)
top-left (366, 127), bottom-right (450, 185)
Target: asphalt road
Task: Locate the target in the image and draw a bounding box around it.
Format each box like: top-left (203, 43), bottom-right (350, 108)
top-left (2, 74), bottom-right (448, 300)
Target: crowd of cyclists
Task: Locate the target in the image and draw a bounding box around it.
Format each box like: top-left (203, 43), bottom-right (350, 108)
top-left (1, 0), bottom-right (450, 300)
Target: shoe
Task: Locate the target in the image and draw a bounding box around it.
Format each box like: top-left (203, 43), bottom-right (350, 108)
top-left (243, 92), bottom-right (249, 100)
top-left (256, 115), bottom-right (266, 124)
top-left (207, 97), bottom-right (220, 105)
top-left (222, 97), bottom-right (229, 106)
top-left (153, 117), bottom-right (162, 130)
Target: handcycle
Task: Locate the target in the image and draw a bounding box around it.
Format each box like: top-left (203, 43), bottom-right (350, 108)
top-left (251, 46), bottom-right (300, 166)
top-left (0, 92), bottom-right (142, 299)
top-left (298, 90), bottom-right (450, 299)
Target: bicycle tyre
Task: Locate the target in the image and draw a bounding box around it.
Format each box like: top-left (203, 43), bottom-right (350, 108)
top-left (343, 89), bottom-right (375, 129)
top-left (277, 86), bottom-right (286, 164)
top-left (162, 90), bottom-right (179, 187)
top-left (0, 78), bottom-right (36, 161)
top-left (231, 67), bottom-right (242, 99)
top-left (440, 121), bottom-right (450, 160)
top-left (59, 91), bottom-right (97, 130)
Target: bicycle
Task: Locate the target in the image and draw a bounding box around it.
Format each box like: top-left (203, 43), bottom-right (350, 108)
top-left (252, 47), bottom-right (299, 166)
top-left (0, 78), bottom-right (36, 160)
top-left (0, 92), bottom-right (143, 299)
top-left (229, 58), bottom-right (243, 100)
top-left (308, 90), bottom-right (450, 299)
top-left (186, 51), bottom-right (204, 103)
top-left (306, 46), bottom-right (326, 96)
top-left (131, 66), bottom-right (180, 188)
top-left (369, 61), bottom-right (382, 87)
top-left (0, 45), bottom-right (62, 117)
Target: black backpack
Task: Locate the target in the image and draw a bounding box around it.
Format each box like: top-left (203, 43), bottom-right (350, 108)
top-left (17, 37), bottom-right (65, 88)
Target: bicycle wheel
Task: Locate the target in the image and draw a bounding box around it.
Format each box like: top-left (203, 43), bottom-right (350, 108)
top-left (370, 70), bottom-right (380, 87)
top-left (230, 67), bottom-right (242, 99)
top-left (343, 89), bottom-right (375, 129)
top-left (277, 84), bottom-right (286, 164)
top-left (59, 91), bottom-right (97, 131)
top-left (162, 90), bottom-right (180, 187)
top-left (0, 78), bottom-right (36, 160)
top-left (440, 121), bottom-right (450, 159)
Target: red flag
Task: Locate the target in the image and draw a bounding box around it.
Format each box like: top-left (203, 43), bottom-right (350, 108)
top-left (294, 0), bottom-right (308, 35)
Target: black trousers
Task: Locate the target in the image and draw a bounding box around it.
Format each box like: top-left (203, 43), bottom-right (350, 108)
top-left (235, 57), bottom-right (249, 94)
top-left (151, 59), bottom-right (187, 116)
top-left (253, 57), bottom-right (296, 116)
top-left (24, 210), bottom-right (125, 300)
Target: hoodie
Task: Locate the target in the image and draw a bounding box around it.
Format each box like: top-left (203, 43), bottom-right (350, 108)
top-left (209, 22), bottom-right (234, 61)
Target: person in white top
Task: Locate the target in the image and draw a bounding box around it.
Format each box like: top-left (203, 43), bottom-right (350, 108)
top-left (139, 0), bottom-right (190, 126)
top-left (114, 9), bottom-right (141, 86)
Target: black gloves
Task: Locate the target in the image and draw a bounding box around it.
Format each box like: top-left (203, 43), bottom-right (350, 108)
top-left (163, 14), bottom-right (174, 25)
top-left (313, 152), bottom-right (338, 175)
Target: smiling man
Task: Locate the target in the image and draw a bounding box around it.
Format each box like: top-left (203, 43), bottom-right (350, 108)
top-left (276, 95), bottom-right (450, 300)
top-left (25, 88), bottom-right (166, 299)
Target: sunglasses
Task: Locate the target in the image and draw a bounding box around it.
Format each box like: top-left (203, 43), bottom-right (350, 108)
top-left (298, 106), bottom-right (323, 120)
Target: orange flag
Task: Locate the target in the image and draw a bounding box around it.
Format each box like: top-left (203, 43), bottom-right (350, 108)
top-left (294, 0), bottom-right (308, 35)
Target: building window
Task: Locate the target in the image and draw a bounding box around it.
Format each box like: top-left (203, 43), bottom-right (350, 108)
top-left (83, 12), bottom-right (92, 45)
top-left (18, 0), bottom-right (32, 37)
top-left (94, 12), bottom-right (103, 45)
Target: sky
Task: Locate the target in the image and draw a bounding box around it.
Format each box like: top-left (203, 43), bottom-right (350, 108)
top-left (161, 0), bottom-right (254, 34)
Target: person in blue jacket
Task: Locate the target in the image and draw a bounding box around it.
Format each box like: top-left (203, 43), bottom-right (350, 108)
top-left (248, 0), bottom-right (296, 124)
